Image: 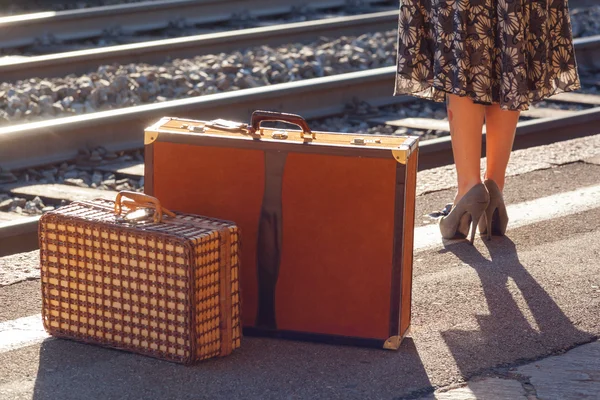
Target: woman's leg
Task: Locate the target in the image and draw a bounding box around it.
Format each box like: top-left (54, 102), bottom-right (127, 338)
top-left (483, 104), bottom-right (520, 190)
top-left (446, 94), bottom-right (486, 204)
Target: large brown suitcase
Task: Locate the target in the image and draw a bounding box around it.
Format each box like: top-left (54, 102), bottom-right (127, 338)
top-left (39, 191), bottom-right (241, 364)
top-left (144, 111), bottom-right (419, 349)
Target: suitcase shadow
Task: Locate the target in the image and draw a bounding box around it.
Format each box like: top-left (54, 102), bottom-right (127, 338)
top-left (439, 236), bottom-right (592, 383)
top-left (32, 332), bottom-right (434, 399)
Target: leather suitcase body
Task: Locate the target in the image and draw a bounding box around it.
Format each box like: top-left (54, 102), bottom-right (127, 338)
top-left (39, 191), bottom-right (241, 364)
top-left (144, 111), bottom-right (419, 349)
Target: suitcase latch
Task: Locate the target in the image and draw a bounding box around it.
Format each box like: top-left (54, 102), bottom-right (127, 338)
top-left (351, 137), bottom-right (381, 145)
top-left (204, 119), bottom-right (248, 133)
top-left (271, 130), bottom-right (288, 140)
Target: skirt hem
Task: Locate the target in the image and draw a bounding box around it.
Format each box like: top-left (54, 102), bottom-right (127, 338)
top-left (393, 75), bottom-right (582, 112)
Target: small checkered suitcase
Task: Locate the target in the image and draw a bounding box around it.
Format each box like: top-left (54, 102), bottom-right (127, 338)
top-left (39, 191), bottom-right (241, 364)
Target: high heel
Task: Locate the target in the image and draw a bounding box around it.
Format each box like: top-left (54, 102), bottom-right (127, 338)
top-left (439, 183), bottom-right (490, 245)
top-left (478, 179), bottom-right (509, 240)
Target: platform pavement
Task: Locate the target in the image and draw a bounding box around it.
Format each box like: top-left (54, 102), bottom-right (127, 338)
top-left (0, 134), bottom-right (599, 399)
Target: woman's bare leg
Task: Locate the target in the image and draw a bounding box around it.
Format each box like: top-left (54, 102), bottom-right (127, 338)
top-left (447, 94), bottom-right (486, 204)
top-left (483, 104), bottom-right (520, 190)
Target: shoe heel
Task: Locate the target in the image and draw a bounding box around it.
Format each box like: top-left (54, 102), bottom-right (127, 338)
top-left (469, 212), bottom-right (484, 245)
top-left (484, 207), bottom-right (494, 241)
top-left (468, 203), bottom-right (488, 245)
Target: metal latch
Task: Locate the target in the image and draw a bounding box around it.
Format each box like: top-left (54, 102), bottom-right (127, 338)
top-left (271, 130), bottom-right (288, 140)
top-left (204, 119), bottom-right (248, 132)
top-left (116, 208), bottom-right (156, 225)
top-left (187, 125), bottom-right (205, 133)
top-left (351, 137), bottom-right (381, 145)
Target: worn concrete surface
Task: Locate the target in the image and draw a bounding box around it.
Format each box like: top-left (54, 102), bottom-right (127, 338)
top-left (421, 377), bottom-right (528, 399)
top-left (0, 252), bottom-right (38, 288)
top-left (423, 341), bottom-right (600, 400)
top-left (516, 341), bottom-right (600, 400)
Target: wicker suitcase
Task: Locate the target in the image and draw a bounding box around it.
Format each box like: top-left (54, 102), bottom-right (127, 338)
top-left (39, 191), bottom-right (241, 364)
top-left (144, 111), bottom-right (419, 349)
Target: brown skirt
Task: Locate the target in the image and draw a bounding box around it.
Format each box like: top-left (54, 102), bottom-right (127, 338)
top-left (393, 0), bottom-right (581, 111)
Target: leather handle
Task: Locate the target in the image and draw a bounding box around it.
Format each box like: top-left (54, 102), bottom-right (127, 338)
top-left (249, 110), bottom-right (315, 139)
top-left (114, 191), bottom-right (175, 223)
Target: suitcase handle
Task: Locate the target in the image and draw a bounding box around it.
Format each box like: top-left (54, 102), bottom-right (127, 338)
top-left (114, 191), bottom-right (175, 223)
top-left (249, 110), bottom-right (316, 139)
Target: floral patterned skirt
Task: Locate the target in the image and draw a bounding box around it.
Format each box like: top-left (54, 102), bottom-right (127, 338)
top-left (394, 0), bottom-right (581, 111)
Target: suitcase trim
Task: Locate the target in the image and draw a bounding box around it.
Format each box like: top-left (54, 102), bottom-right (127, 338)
top-left (243, 325), bottom-right (411, 350)
top-left (145, 118), bottom-right (419, 162)
top-left (389, 162), bottom-right (406, 338)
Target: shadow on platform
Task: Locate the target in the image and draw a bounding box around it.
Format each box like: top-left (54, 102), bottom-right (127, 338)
top-left (32, 332), bottom-right (433, 399)
top-left (440, 236), bottom-right (592, 395)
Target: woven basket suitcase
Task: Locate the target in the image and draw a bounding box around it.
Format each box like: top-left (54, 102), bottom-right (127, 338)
top-left (39, 191), bottom-right (241, 364)
top-left (144, 110), bottom-right (419, 349)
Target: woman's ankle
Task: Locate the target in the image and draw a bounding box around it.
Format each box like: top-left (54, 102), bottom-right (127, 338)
top-left (455, 179), bottom-right (483, 204)
top-left (483, 174), bottom-right (505, 192)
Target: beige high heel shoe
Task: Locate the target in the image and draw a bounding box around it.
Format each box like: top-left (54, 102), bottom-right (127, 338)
top-left (439, 183), bottom-right (490, 245)
top-left (478, 179), bottom-right (509, 240)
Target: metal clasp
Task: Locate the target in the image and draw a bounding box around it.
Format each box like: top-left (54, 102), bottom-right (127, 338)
top-left (204, 119), bottom-right (248, 133)
top-left (350, 137), bottom-right (381, 145)
top-left (115, 208), bottom-right (155, 225)
top-left (271, 130), bottom-right (288, 140)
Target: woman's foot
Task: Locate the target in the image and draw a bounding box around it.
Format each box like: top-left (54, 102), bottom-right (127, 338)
top-left (439, 183), bottom-right (490, 244)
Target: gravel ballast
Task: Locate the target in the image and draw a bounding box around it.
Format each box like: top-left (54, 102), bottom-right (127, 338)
top-left (0, 31), bottom-right (398, 125)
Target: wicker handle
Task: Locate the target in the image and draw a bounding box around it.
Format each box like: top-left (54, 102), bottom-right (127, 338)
top-left (114, 191), bottom-right (175, 223)
top-left (249, 110), bottom-right (315, 139)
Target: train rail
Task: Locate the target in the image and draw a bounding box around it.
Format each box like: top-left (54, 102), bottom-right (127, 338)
top-left (0, 0), bottom-right (393, 50)
top-left (0, 10), bottom-right (399, 82)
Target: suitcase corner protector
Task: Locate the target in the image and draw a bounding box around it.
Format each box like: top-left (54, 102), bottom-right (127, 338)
top-left (383, 326), bottom-right (411, 350)
top-left (391, 136), bottom-right (419, 164)
top-left (145, 130), bottom-right (160, 145)
top-left (383, 335), bottom-right (402, 350)
top-left (145, 117), bottom-right (174, 144)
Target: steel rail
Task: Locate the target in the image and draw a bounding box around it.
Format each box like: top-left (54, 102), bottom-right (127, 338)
top-left (0, 0), bottom-right (392, 49)
top-left (0, 10), bottom-right (399, 82)
top-left (0, 36), bottom-right (597, 171)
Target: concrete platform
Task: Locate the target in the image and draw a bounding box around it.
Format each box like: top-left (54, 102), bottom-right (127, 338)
top-left (1, 135), bottom-right (599, 399)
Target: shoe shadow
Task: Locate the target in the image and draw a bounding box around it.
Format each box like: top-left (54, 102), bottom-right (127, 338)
top-left (439, 236), bottom-right (592, 380)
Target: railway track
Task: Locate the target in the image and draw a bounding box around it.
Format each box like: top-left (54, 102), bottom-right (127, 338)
top-left (0, 10), bottom-right (400, 82)
top-left (0, 0), bottom-right (394, 50)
